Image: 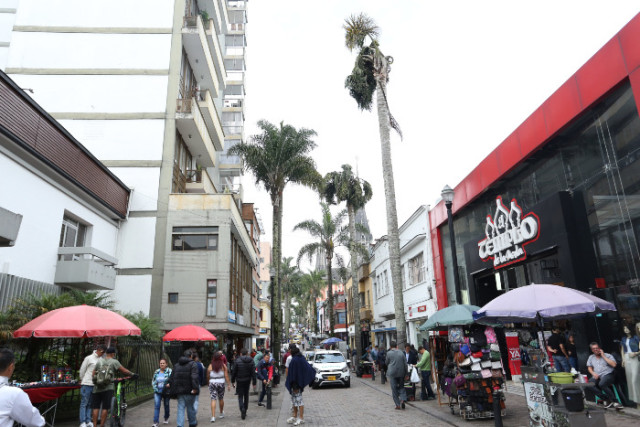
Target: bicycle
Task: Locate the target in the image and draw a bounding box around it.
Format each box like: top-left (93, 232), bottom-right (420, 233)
top-left (109, 376), bottom-right (134, 427)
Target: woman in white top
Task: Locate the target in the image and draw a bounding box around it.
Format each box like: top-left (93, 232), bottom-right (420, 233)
top-left (206, 351), bottom-right (230, 422)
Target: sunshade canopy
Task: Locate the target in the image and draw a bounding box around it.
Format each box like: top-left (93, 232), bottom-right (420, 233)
top-left (320, 337), bottom-right (343, 344)
top-left (473, 283), bottom-right (616, 324)
top-left (13, 305), bottom-right (141, 338)
top-left (162, 325), bottom-right (217, 342)
top-left (418, 304), bottom-right (482, 331)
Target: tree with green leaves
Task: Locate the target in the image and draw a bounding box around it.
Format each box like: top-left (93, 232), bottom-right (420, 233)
top-left (280, 256), bottom-right (301, 337)
top-left (229, 120), bottom-right (320, 361)
top-left (324, 164), bottom-right (372, 359)
top-left (298, 269), bottom-right (325, 334)
top-left (344, 13), bottom-right (407, 346)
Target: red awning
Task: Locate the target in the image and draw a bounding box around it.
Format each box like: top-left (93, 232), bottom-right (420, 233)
top-left (163, 325), bottom-right (217, 342)
top-left (13, 305), bottom-right (141, 338)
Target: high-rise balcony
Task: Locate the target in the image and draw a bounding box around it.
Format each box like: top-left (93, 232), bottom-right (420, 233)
top-left (176, 97), bottom-right (218, 167)
top-left (197, 90), bottom-right (225, 151)
top-left (0, 206), bottom-right (22, 247)
top-left (204, 19), bottom-right (227, 86)
top-left (54, 247), bottom-right (117, 290)
top-left (182, 14), bottom-right (221, 98)
top-left (185, 168), bottom-right (216, 194)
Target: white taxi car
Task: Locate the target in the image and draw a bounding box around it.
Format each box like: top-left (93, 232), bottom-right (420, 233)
top-left (310, 350), bottom-right (350, 388)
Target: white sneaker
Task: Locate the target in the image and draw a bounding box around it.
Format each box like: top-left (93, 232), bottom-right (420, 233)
top-left (294, 419), bottom-right (305, 426)
top-left (80, 423), bottom-right (87, 427)
top-left (163, 421), bottom-right (169, 425)
top-left (210, 417), bottom-right (215, 422)
top-left (218, 413), bottom-right (224, 419)
top-left (286, 417), bottom-right (296, 424)
top-left (87, 423), bottom-right (94, 427)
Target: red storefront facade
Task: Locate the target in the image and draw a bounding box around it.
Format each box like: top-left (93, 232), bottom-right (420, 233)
top-left (430, 13), bottom-right (640, 314)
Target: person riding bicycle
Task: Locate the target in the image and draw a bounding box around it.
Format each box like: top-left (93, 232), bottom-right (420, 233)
top-left (91, 347), bottom-right (136, 427)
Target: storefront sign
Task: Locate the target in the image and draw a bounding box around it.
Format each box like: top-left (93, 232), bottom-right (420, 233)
top-left (237, 314), bottom-right (244, 326)
top-left (505, 331), bottom-right (522, 376)
top-left (228, 310), bottom-right (236, 323)
top-left (478, 196), bottom-right (540, 268)
top-left (417, 305), bottom-right (427, 312)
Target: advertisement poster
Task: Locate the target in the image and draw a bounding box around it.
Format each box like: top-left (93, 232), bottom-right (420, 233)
top-left (524, 382), bottom-right (553, 426)
top-left (505, 331), bottom-right (522, 377)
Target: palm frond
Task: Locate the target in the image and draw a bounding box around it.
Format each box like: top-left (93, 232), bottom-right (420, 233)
top-left (344, 13), bottom-right (379, 51)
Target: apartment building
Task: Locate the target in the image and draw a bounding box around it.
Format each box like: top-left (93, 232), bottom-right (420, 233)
top-left (1, 0), bottom-right (256, 343)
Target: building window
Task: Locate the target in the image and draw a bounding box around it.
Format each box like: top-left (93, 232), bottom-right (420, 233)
top-left (172, 226), bottom-right (218, 251)
top-left (408, 253), bottom-right (425, 286)
top-left (168, 293), bottom-right (179, 304)
top-left (206, 279), bottom-right (217, 316)
top-left (59, 214), bottom-right (89, 260)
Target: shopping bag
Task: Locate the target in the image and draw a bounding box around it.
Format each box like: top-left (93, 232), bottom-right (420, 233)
top-left (410, 366), bottom-right (420, 383)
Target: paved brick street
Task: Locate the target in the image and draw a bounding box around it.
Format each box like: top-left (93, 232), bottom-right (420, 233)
top-left (57, 377), bottom-right (640, 426)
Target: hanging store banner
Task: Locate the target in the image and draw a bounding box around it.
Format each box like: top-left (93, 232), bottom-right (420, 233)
top-left (505, 331), bottom-right (522, 377)
top-left (478, 196), bottom-right (540, 269)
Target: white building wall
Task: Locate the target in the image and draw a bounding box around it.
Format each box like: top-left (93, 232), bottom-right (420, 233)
top-left (399, 206), bottom-right (437, 347)
top-left (0, 0), bottom-right (18, 70)
top-left (13, 0), bottom-right (174, 28)
top-left (108, 168), bottom-right (160, 212)
top-left (114, 218), bottom-right (156, 269)
top-left (0, 154), bottom-right (119, 283)
top-left (112, 274), bottom-right (152, 314)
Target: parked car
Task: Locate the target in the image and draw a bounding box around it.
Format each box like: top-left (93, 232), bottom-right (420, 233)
top-left (304, 350), bottom-right (315, 361)
top-left (311, 350), bottom-right (350, 388)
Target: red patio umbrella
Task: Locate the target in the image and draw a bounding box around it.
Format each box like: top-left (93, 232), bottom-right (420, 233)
top-left (162, 325), bottom-right (216, 342)
top-left (13, 305), bottom-right (141, 338)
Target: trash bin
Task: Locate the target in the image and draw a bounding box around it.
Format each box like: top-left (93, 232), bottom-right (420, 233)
top-left (561, 389), bottom-right (584, 412)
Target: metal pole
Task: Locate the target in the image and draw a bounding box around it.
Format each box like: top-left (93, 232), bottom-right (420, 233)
top-left (446, 201), bottom-right (462, 304)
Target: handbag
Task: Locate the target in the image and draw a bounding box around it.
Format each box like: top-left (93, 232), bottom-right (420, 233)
top-left (490, 343), bottom-right (500, 352)
top-left (491, 361), bottom-right (502, 369)
top-left (453, 373), bottom-right (466, 388)
top-left (490, 351), bottom-right (501, 361)
top-left (491, 369), bottom-right (503, 378)
top-left (470, 356), bottom-right (480, 364)
top-left (460, 344), bottom-right (471, 356)
top-left (459, 357), bottom-right (472, 367)
top-left (484, 326), bottom-right (498, 344)
top-left (471, 362), bottom-right (481, 371)
top-left (410, 367), bottom-right (420, 383)
top-left (449, 326), bottom-right (464, 343)
top-left (481, 360), bottom-right (492, 369)
top-left (481, 369), bottom-right (492, 379)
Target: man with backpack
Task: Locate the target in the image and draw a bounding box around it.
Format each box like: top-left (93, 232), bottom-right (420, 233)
top-left (91, 347), bottom-right (135, 427)
top-left (167, 350), bottom-right (200, 427)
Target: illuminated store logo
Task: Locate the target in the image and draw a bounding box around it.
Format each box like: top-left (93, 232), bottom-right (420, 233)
top-left (478, 196), bottom-right (540, 268)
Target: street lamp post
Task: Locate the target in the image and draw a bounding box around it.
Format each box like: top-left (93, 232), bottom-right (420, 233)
top-left (441, 185), bottom-right (463, 304)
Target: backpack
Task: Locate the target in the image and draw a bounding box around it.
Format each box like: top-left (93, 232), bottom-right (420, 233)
top-left (94, 359), bottom-right (115, 387)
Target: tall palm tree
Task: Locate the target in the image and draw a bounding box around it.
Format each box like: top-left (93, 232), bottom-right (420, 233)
top-left (280, 256), bottom-right (301, 337)
top-left (229, 120), bottom-right (320, 360)
top-left (324, 164), bottom-right (372, 360)
top-left (294, 203), bottom-right (348, 336)
top-left (300, 270), bottom-right (325, 334)
top-left (344, 14), bottom-right (407, 346)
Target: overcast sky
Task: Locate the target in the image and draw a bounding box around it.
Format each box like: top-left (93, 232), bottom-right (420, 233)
top-left (240, 1), bottom-right (639, 271)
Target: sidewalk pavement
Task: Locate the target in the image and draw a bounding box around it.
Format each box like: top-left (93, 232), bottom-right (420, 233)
top-left (56, 384), bottom-right (289, 427)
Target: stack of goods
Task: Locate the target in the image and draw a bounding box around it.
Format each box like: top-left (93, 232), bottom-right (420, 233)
top-left (449, 324), bottom-right (506, 419)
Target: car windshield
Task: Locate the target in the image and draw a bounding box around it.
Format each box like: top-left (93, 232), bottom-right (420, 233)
top-left (314, 353), bottom-right (345, 363)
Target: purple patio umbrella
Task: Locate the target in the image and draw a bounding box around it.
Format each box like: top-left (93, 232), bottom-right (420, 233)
top-left (472, 283), bottom-right (616, 325)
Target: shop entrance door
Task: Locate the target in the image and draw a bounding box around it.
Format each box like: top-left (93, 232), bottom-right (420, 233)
top-left (474, 272), bottom-right (506, 307)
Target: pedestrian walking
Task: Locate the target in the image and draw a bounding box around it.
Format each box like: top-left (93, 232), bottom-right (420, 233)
top-left (151, 358), bottom-right (172, 427)
top-left (285, 346), bottom-right (315, 425)
top-left (91, 347), bottom-right (136, 427)
top-left (416, 346), bottom-right (436, 400)
top-left (256, 352), bottom-right (274, 407)
top-left (207, 351), bottom-right (230, 422)
top-left (0, 347), bottom-right (45, 427)
top-left (231, 348), bottom-right (256, 420)
top-left (78, 344), bottom-right (105, 427)
top-left (385, 341), bottom-right (408, 410)
top-left (166, 350), bottom-right (200, 427)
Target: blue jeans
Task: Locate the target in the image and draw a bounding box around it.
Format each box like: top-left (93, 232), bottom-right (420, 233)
top-left (420, 370), bottom-right (435, 399)
top-left (569, 356), bottom-right (578, 371)
top-left (176, 394), bottom-right (197, 427)
top-left (388, 376), bottom-right (407, 407)
top-left (79, 385), bottom-right (93, 424)
top-left (553, 355), bottom-right (571, 372)
top-left (154, 393), bottom-right (170, 423)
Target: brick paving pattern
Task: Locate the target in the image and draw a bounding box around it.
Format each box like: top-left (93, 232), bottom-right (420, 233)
top-left (56, 377), bottom-right (640, 426)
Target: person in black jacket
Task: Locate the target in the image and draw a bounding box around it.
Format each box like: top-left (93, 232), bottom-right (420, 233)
top-left (167, 350), bottom-right (199, 427)
top-left (405, 344), bottom-right (419, 365)
top-left (231, 348), bottom-right (256, 420)
top-left (256, 352), bottom-right (274, 407)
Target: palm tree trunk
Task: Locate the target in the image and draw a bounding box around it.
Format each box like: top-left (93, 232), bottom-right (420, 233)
top-left (326, 254), bottom-right (335, 336)
top-left (347, 205), bottom-right (363, 359)
top-left (284, 279), bottom-right (291, 338)
top-left (271, 193), bottom-right (283, 362)
top-left (376, 76), bottom-right (407, 347)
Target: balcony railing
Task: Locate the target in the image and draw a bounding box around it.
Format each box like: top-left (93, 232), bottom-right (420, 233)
top-left (224, 99), bottom-right (243, 108)
top-left (54, 247), bottom-right (117, 291)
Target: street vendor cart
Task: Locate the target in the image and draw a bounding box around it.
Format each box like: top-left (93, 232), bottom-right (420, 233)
top-left (474, 283), bottom-right (617, 427)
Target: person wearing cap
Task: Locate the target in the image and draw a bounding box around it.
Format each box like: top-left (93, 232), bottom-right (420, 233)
top-left (0, 347), bottom-right (45, 426)
top-left (91, 347), bottom-right (135, 427)
top-left (78, 344), bottom-right (106, 427)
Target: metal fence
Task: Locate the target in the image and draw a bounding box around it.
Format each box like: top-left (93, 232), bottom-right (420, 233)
top-left (0, 273), bottom-right (60, 312)
top-left (1, 336), bottom-right (163, 421)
